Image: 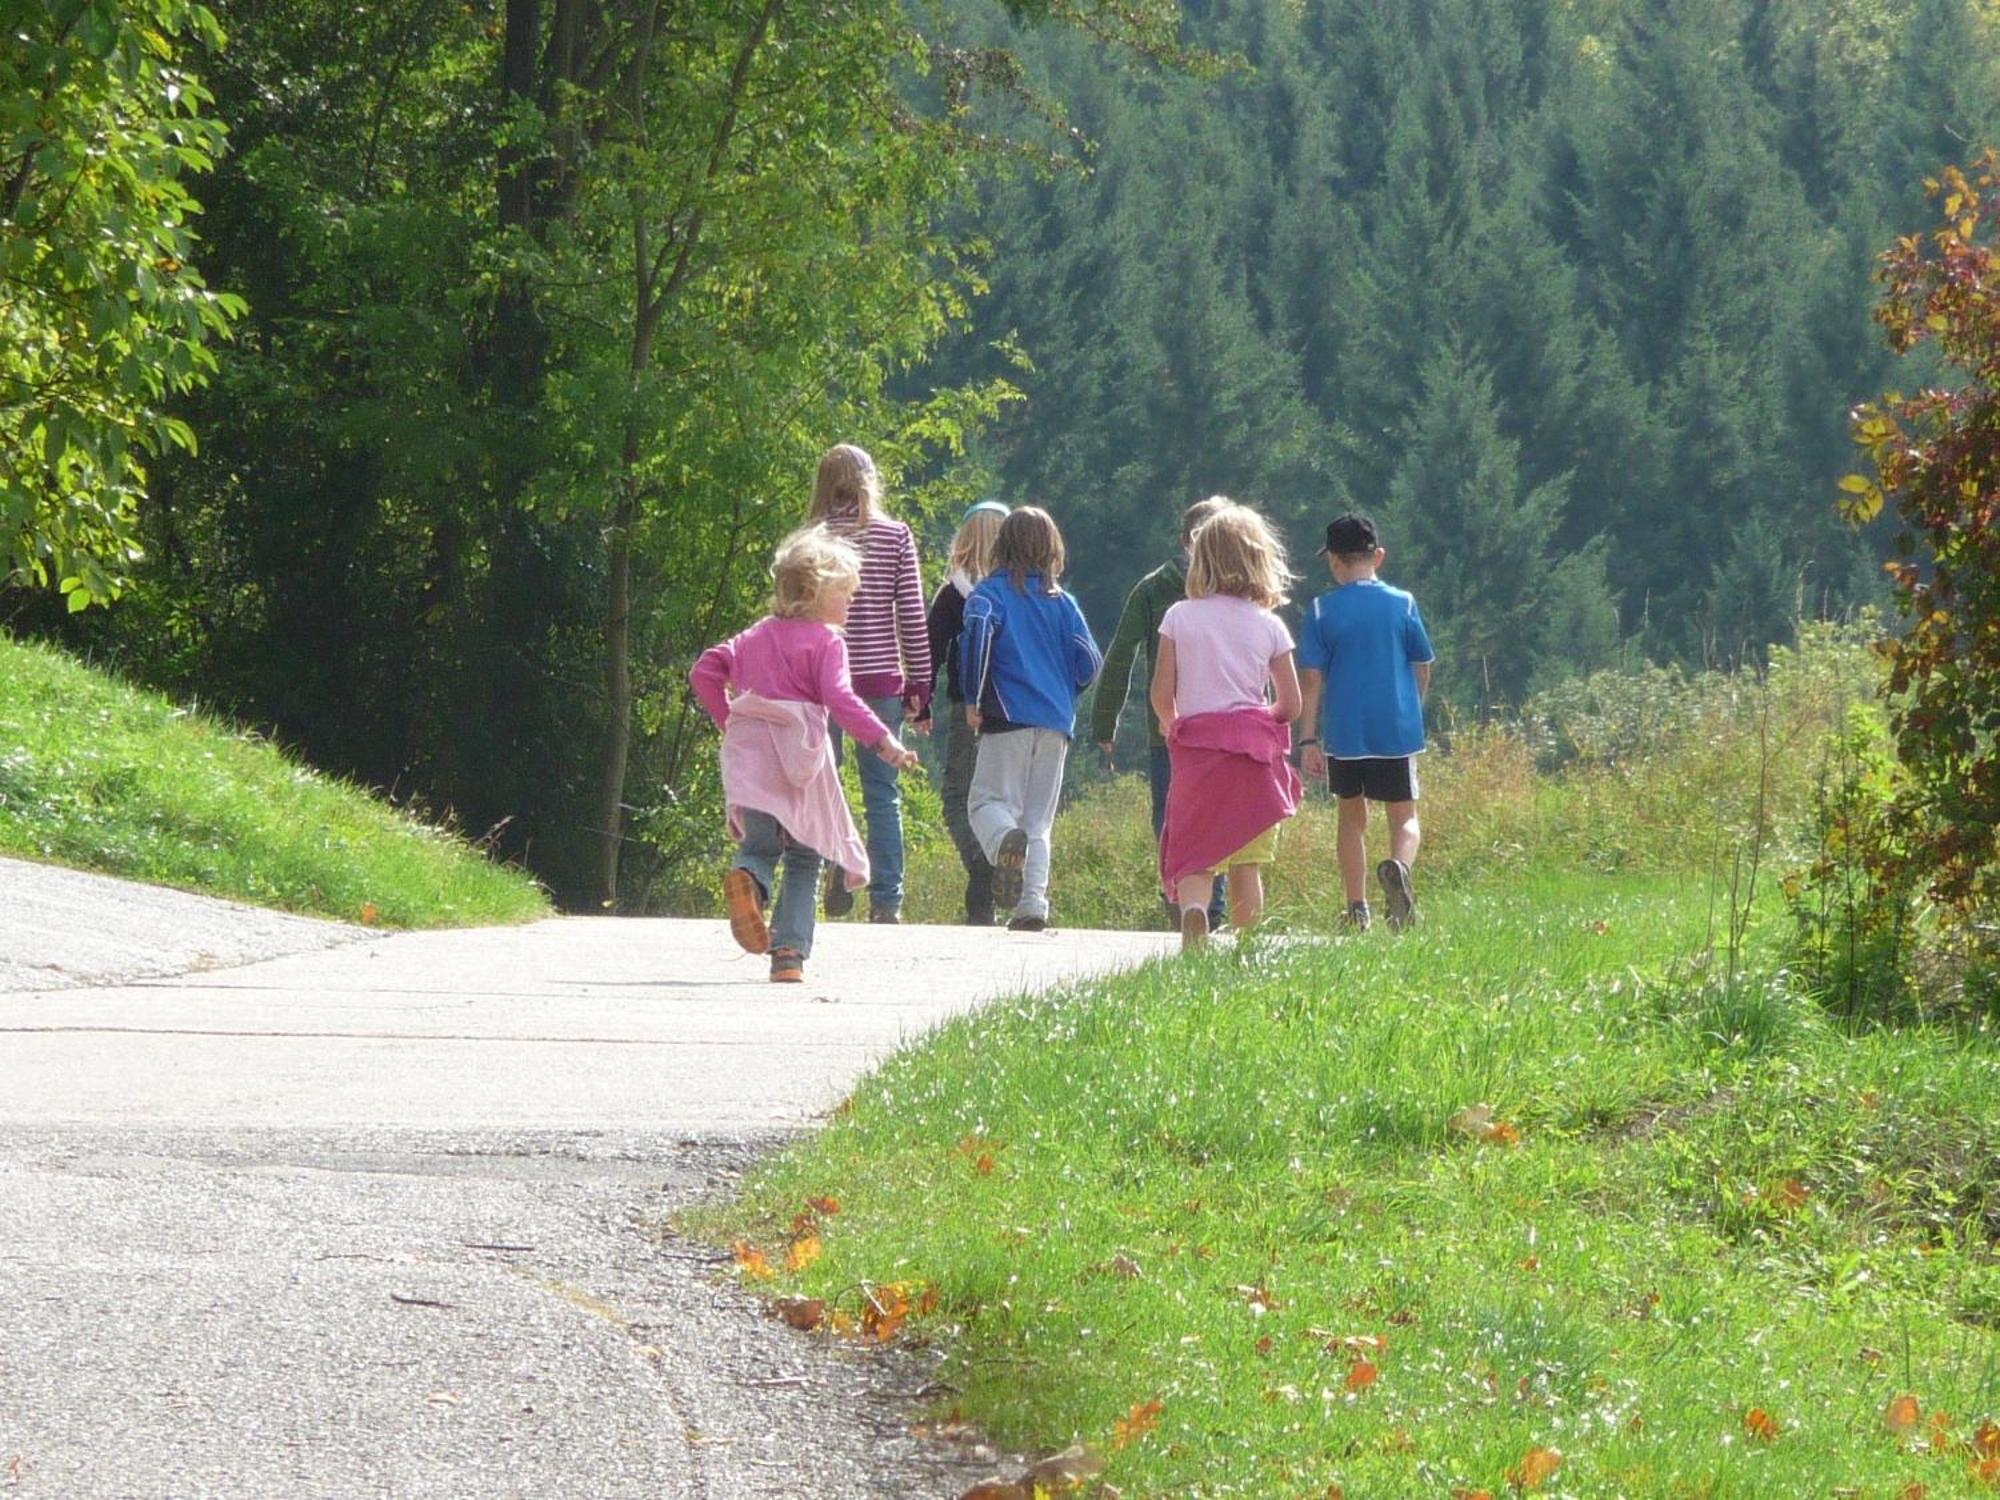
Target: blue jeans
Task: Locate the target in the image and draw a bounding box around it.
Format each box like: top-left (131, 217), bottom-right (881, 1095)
top-left (1148, 743), bottom-right (1227, 925)
top-left (832, 694), bottom-right (906, 912)
top-left (733, 810), bottom-right (822, 958)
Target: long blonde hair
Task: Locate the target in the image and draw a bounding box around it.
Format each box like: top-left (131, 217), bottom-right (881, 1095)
top-left (770, 524), bottom-right (863, 619)
top-left (1185, 501), bottom-right (1293, 608)
top-left (809, 443), bottom-right (882, 526)
top-left (991, 506), bottom-right (1067, 595)
top-left (949, 503), bottom-right (1008, 581)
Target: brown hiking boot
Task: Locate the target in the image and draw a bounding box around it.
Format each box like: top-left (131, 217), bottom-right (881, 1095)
top-left (723, 868), bottom-right (769, 955)
top-left (769, 948), bottom-right (804, 983)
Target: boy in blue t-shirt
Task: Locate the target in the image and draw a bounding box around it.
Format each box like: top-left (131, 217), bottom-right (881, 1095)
top-left (1295, 513), bottom-right (1435, 930)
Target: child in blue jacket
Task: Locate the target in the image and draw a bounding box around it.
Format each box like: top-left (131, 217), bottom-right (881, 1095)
top-left (959, 506), bottom-right (1103, 931)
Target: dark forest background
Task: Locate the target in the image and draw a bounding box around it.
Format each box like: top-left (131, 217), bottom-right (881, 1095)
top-left (8, 0), bottom-right (1998, 909)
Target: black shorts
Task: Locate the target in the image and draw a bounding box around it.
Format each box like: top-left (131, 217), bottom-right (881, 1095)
top-left (1329, 756), bottom-right (1419, 803)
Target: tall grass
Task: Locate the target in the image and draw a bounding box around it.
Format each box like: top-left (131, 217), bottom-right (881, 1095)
top-left (0, 635), bottom-right (549, 927)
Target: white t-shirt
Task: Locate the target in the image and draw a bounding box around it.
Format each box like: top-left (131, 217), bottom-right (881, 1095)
top-left (1158, 594), bottom-right (1294, 717)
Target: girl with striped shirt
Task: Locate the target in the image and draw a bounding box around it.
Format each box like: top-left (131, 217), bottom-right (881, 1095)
top-left (808, 444), bottom-right (932, 923)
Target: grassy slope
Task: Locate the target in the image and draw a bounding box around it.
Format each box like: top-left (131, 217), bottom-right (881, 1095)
top-left (707, 631), bottom-right (2000, 1496)
top-left (0, 635), bottom-right (548, 927)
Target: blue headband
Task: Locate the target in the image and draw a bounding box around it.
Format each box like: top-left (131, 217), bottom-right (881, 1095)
top-left (961, 500), bottom-right (1010, 524)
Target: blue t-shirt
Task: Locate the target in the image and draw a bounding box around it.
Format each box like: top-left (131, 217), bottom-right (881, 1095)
top-left (1296, 579), bottom-right (1434, 759)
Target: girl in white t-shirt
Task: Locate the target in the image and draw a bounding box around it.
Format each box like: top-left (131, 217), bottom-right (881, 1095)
top-left (1149, 502), bottom-right (1304, 949)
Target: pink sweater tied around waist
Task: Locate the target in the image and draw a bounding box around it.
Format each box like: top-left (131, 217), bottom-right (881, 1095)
top-left (721, 693), bottom-right (869, 890)
top-left (1159, 708), bottom-right (1301, 894)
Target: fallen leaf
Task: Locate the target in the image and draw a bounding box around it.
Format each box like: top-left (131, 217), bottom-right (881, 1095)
top-left (1768, 1178), bottom-right (1810, 1211)
top-left (975, 1153), bottom-right (997, 1176)
top-left (1899, 1485), bottom-right (1928, 1500)
top-left (958, 1483), bottom-right (1027, 1500)
top-left (1886, 1393), bottom-right (1923, 1437)
top-left (773, 1296), bottom-right (824, 1331)
top-left (1745, 1407), bottom-right (1780, 1442)
top-left (359, 902), bottom-right (379, 925)
top-left (1346, 1358), bottom-right (1380, 1393)
top-left (1975, 1420), bottom-right (2000, 1459)
top-left (1235, 1284), bottom-right (1280, 1315)
top-left (1859, 1347), bottom-right (1887, 1366)
top-left (807, 1195), bottom-right (841, 1216)
top-left (785, 1235), bottom-right (821, 1273)
top-left (731, 1242), bottom-right (774, 1282)
top-left (1973, 1457), bottom-right (2000, 1489)
top-left (1111, 1397), bottom-right (1163, 1449)
top-left (1108, 1253), bottom-right (1142, 1280)
top-left (1507, 1446), bottom-right (1562, 1490)
top-left (1255, 1335), bottom-right (1274, 1356)
top-left (1453, 1490), bottom-right (1495, 1500)
top-left (862, 1283), bottom-right (911, 1343)
top-left (1519, 1256), bottom-right (1541, 1271)
top-left (1328, 1333), bottom-right (1389, 1356)
top-left (1448, 1103), bottom-right (1521, 1146)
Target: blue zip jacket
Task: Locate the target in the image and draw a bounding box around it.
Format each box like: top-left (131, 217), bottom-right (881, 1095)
top-left (960, 571), bottom-right (1103, 736)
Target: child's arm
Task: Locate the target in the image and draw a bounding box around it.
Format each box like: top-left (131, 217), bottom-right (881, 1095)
top-left (1148, 635), bottom-right (1179, 737)
top-left (689, 641), bottom-right (736, 730)
top-left (1414, 660), bottom-right (1432, 701)
top-left (959, 592), bottom-right (998, 733)
top-left (815, 634), bottom-right (898, 751)
top-left (894, 529), bottom-right (933, 724)
top-left (1067, 597), bottom-right (1103, 691)
top-left (1270, 650), bottom-right (1304, 729)
top-left (1298, 668), bottom-right (1326, 780)
top-left (1090, 585), bottom-right (1148, 750)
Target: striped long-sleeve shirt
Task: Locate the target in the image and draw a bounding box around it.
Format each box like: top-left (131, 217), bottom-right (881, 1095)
top-left (824, 510), bottom-right (932, 707)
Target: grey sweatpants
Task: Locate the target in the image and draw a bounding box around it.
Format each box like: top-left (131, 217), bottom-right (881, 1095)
top-left (968, 727), bottom-right (1069, 920)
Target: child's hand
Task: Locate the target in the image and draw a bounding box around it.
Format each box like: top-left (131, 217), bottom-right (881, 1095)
top-left (875, 735), bottom-right (920, 771)
top-left (1301, 743), bottom-right (1326, 780)
top-left (965, 706), bottom-right (982, 732)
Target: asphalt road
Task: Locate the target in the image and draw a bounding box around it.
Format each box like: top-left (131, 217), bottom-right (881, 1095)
top-left (0, 856), bottom-right (1174, 1498)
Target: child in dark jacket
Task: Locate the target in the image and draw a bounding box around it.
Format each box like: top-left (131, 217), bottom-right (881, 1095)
top-left (923, 500), bottom-right (1009, 925)
top-left (959, 507), bottom-right (1103, 931)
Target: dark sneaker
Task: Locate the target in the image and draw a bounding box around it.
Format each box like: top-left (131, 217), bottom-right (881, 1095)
top-left (723, 868), bottom-right (769, 955)
top-left (868, 905), bottom-right (901, 925)
top-left (1006, 914), bottom-right (1047, 933)
top-left (823, 868), bottom-right (855, 918)
top-left (769, 948), bottom-right (804, 983)
top-left (1180, 906), bottom-right (1210, 953)
top-left (1376, 858), bottom-right (1416, 930)
top-left (992, 828), bottom-right (1028, 911)
top-left (1344, 900), bottom-right (1372, 932)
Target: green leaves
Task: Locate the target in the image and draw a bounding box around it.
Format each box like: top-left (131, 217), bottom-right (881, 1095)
top-left (0, 0), bottom-right (239, 604)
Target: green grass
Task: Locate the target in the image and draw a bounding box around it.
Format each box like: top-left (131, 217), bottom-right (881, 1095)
top-left (706, 878), bottom-right (2000, 1497)
top-left (0, 634), bottom-right (549, 927)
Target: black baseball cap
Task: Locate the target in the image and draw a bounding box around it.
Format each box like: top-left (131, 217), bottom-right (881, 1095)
top-left (1320, 513), bottom-right (1379, 556)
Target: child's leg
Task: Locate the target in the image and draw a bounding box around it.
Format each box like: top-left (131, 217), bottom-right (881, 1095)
top-left (1176, 873), bottom-right (1217, 914)
top-left (1014, 729), bottom-right (1068, 920)
top-left (943, 710), bottom-right (992, 918)
top-left (1336, 795), bottom-right (1370, 904)
top-left (1386, 800), bottom-right (1420, 870)
top-left (1228, 863), bottom-right (1265, 931)
top-left (967, 732), bottom-right (1027, 861)
top-left (771, 836), bottom-right (822, 960)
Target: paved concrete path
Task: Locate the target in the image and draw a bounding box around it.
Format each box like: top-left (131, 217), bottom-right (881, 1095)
top-left (0, 857), bottom-right (1174, 1498)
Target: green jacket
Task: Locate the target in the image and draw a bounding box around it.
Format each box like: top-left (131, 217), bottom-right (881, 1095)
top-left (1089, 558), bottom-right (1186, 748)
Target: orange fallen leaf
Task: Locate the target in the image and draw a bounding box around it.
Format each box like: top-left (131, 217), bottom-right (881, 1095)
top-left (1886, 1393), bottom-right (1923, 1437)
top-left (975, 1153), bottom-right (997, 1176)
top-left (1453, 1491), bottom-right (1495, 1500)
top-left (1519, 1256), bottom-right (1541, 1271)
top-left (1111, 1397), bottom-right (1163, 1449)
top-left (784, 1235), bottom-right (821, 1273)
top-left (773, 1296), bottom-right (824, 1331)
top-left (807, 1195), bottom-right (840, 1216)
top-left (1973, 1457), bottom-right (2000, 1489)
top-left (1508, 1446), bottom-right (1562, 1490)
top-left (1899, 1484), bottom-right (1928, 1500)
top-left (1346, 1358), bottom-right (1379, 1393)
top-left (1768, 1178), bottom-right (1810, 1211)
top-left (1745, 1407), bottom-right (1780, 1442)
top-left (915, 1285), bottom-right (939, 1317)
top-left (958, 1484), bottom-right (1027, 1500)
top-left (1255, 1335), bottom-right (1274, 1356)
top-left (359, 902), bottom-right (380, 925)
top-left (1931, 1410), bottom-right (1954, 1446)
top-left (731, 1242), bottom-right (773, 1281)
top-left (1975, 1420), bottom-right (2000, 1459)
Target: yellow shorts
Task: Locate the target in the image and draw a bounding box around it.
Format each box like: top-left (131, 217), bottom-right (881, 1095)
top-left (1208, 822), bottom-right (1278, 876)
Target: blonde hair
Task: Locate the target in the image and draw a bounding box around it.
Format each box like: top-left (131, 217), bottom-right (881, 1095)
top-left (992, 506), bottom-right (1067, 594)
top-left (949, 507), bottom-right (1007, 581)
top-left (770, 524), bottom-right (863, 619)
top-left (1185, 501), bottom-right (1293, 608)
top-left (809, 443), bottom-right (882, 527)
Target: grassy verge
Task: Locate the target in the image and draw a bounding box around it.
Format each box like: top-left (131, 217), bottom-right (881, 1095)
top-left (0, 635), bottom-right (548, 927)
top-left (704, 873), bottom-right (2000, 1496)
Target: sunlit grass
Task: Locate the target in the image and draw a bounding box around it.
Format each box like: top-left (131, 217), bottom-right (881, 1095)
top-left (0, 634), bottom-right (548, 927)
top-left (705, 868), bottom-right (2000, 1496)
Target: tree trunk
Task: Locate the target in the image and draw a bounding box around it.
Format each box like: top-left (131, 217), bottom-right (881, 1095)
top-left (594, 479), bottom-right (636, 908)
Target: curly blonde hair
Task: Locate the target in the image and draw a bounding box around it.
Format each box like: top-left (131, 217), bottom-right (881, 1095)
top-left (1185, 501), bottom-right (1293, 608)
top-left (809, 443), bottom-right (883, 526)
top-left (770, 524), bottom-right (863, 619)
